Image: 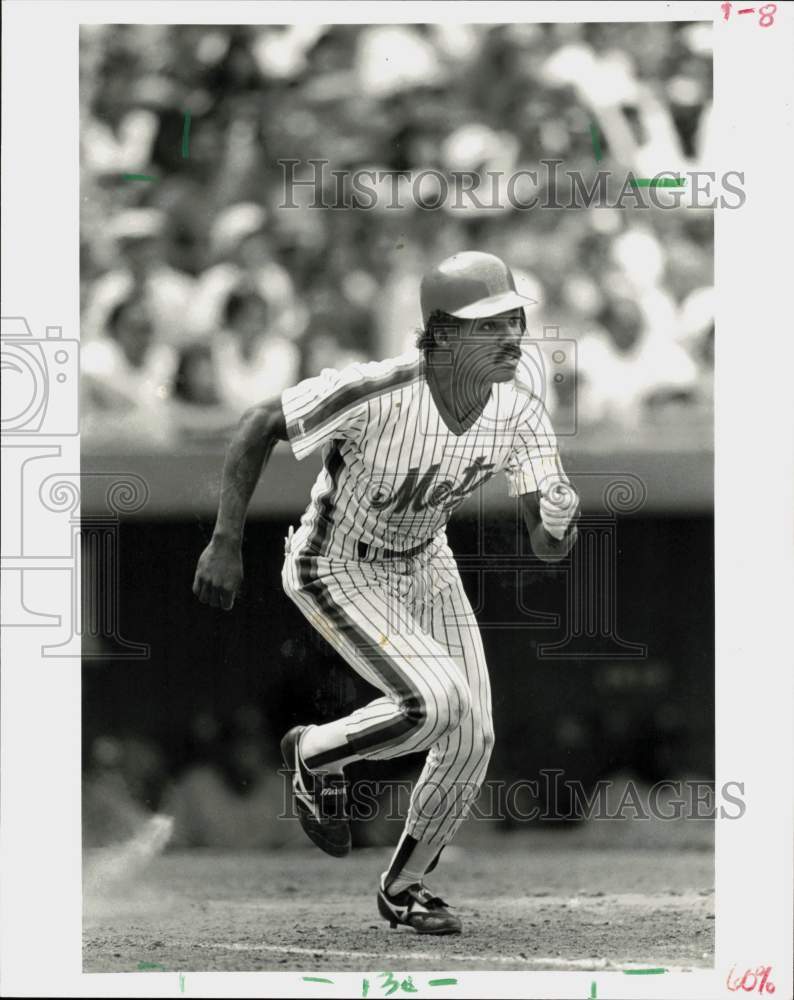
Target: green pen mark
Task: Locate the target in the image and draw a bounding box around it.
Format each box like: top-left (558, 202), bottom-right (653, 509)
top-left (589, 122), bottom-right (602, 162)
top-left (429, 979), bottom-right (458, 987)
top-left (590, 982), bottom-right (597, 998)
top-left (137, 961), bottom-right (166, 971)
top-left (182, 111), bottom-right (192, 159)
top-left (122, 173), bottom-right (156, 182)
top-left (630, 178), bottom-right (686, 188)
top-left (623, 967), bottom-right (667, 975)
top-left (303, 977), bottom-right (335, 984)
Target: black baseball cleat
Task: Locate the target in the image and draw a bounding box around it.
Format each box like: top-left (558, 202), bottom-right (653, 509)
top-left (280, 725), bottom-right (351, 858)
top-left (377, 877), bottom-right (462, 935)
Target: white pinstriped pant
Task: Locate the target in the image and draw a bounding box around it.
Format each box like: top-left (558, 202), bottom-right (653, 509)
top-left (281, 528), bottom-right (495, 848)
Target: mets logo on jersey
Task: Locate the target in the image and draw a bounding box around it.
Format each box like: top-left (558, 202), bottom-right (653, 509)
top-left (366, 456), bottom-right (495, 515)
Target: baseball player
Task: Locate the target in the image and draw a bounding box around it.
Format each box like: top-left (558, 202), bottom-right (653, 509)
top-left (193, 251), bottom-right (580, 935)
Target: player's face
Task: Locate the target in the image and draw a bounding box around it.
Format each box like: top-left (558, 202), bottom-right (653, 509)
top-left (459, 309), bottom-right (525, 384)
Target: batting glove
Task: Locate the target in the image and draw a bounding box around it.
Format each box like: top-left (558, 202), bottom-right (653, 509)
top-left (539, 482), bottom-right (579, 540)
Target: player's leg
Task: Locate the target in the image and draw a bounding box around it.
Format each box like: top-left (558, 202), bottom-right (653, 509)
top-left (283, 554), bottom-right (473, 763)
top-left (280, 551), bottom-right (474, 857)
top-left (381, 554), bottom-right (495, 900)
top-left (411, 572), bottom-right (495, 847)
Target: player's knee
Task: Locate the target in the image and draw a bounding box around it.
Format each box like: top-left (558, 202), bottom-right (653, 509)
top-left (400, 672), bottom-right (471, 738)
top-left (442, 674), bottom-right (472, 732)
top-left (456, 679), bottom-right (474, 727)
top-left (456, 713), bottom-right (495, 765)
top-left (400, 694), bottom-right (433, 732)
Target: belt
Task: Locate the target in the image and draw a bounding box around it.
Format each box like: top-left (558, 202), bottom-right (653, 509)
top-left (356, 538), bottom-right (432, 562)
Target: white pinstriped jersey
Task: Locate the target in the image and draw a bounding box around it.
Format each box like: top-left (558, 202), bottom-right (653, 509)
top-left (281, 347), bottom-right (568, 559)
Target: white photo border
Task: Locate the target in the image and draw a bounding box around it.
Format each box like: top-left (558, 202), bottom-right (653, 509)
top-left (1, 1), bottom-right (792, 997)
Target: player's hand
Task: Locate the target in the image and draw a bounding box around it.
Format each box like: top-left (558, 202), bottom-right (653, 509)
top-left (192, 537), bottom-right (243, 610)
top-left (539, 482), bottom-right (579, 541)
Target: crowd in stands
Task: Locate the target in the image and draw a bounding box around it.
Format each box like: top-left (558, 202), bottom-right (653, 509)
top-left (80, 22), bottom-right (714, 451)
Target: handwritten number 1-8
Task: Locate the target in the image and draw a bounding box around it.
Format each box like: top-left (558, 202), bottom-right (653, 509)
top-left (721, 2), bottom-right (777, 25)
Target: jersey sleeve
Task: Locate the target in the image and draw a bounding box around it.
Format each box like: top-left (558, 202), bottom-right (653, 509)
top-left (281, 364), bottom-right (370, 461)
top-left (504, 400), bottom-right (569, 497)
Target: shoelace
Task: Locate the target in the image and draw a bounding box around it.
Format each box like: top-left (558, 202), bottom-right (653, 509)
top-left (407, 884), bottom-right (450, 910)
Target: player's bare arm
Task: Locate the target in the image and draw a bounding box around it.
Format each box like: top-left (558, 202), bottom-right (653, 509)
top-left (193, 398), bottom-right (287, 610)
top-left (520, 487), bottom-right (580, 563)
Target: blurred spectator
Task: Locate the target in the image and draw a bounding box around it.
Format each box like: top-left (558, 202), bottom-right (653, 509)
top-left (83, 208), bottom-right (195, 346)
top-left (299, 285), bottom-right (374, 376)
top-left (168, 341), bottom-right (239, 439)
top-left (80, 35), bottom-right (160, 177)
top-left (187, 202), bottom-right (299, 339)
top-left (163, 708), bottom-right (302, 849)
top-left (213, 287), bottom-right (301, 412)
top-left (173, 342), bottom-right (222, 406)
top-left (81, 295), bottom-right (177, 447)
top-left (679, 285), bottom-right (715, 411)
top-left (355, 25), bottom-right (448, 97)
top-left (577, 294), bottom-right (698, 427)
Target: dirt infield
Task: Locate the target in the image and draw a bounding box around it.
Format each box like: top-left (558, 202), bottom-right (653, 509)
top-left (83, 831), bottom-right (714, 974)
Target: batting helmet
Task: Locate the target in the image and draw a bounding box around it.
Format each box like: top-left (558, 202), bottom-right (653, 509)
top-left (420, 251), bottom-right (536, 325)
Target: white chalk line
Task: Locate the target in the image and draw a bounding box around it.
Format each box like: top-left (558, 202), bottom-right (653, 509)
top-left (216, 891), bottom-right (711, 912)
top-left (195, 941), bottom-right (697, 973)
